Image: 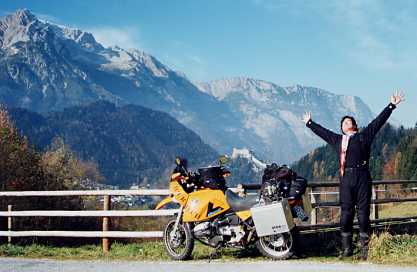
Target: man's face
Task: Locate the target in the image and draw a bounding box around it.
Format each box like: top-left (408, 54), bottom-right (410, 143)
top-left (342, 118), bottom-right (356, 134)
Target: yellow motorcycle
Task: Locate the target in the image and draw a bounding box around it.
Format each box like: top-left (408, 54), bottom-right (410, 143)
top-left (156, 157), bottom-right (299, 260)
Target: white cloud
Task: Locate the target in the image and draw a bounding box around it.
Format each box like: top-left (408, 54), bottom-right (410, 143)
top-left (159, 40), bottom-right (209, 81)
top-left (319, 1), bottom-right (417, 70)
top-left (36, 12), bottom-right (62, 24)
top-left (188, 55), bottom-right (203, 64)
top-left (87, 26), bottom-right (142, 50)
top-left (161, 53), bottom-right (208, 81)
top-left (253, 1), bottom-right (417, 71)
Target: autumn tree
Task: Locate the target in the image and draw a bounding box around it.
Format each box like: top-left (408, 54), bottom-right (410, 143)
top-left (0, 107), bottom-right (102, 244)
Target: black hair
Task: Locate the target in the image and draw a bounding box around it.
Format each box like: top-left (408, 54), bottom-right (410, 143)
top-left (174, 156), bottom-right (188, 175)
top-left (340, 115), bottom-right (358, 134)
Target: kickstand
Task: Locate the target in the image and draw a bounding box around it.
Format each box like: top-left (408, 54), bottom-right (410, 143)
top-left (208, 244), bottom-right (222, 263)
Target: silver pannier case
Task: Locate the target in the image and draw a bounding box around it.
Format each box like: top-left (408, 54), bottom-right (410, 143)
top-left (250, 199), bottom-right (294, 237)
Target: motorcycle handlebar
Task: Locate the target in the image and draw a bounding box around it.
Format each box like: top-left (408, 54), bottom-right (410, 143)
top-left (238, 183), bottom-right (261, 190)
top-left (238, 176), bottom-right (307, 191)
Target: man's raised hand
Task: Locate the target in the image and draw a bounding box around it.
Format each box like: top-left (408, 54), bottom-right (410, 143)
top-left (302, 111), bottom-right (312, 124)
top-left (391, 90), bottom-right (405, 106)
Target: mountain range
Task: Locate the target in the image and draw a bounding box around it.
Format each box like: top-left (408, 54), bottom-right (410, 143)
top-left (1, 9), bottom-right (375, 176)
top-left (196, 78), bottom-right (374, 161)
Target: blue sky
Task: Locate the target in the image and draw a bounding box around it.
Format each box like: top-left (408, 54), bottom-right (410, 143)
top-left (1, 0), bottom-right (416, 127)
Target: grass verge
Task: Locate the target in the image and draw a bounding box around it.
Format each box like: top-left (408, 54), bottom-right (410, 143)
top-left (368, 232), bottom-right (417, 266)
top-left (0, 241), bottom-right (261, 261)
top-left (0, 233), bottom-right (416, 266)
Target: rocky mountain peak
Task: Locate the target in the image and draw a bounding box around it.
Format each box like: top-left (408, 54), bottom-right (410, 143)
top-left (0, 9), bottom-right (375, 164)
top-left (3, 9), bottom-right (36, 27)
top-left (0, 9), bottom-right (39, 48)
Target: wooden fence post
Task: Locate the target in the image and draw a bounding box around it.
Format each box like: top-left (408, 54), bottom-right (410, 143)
top-left (371, 185), bottom-right (379, 220)
top-left (7, 205), bottom-right (12, 244)
top-left (102, 195), bottom-right (111, 253)
top-left (310, 188), bottom-right (317, 225)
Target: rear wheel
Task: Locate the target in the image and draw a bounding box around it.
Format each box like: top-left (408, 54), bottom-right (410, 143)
top-left (256, 230), bottom-right (295, 260)
top-left (163, 219), bottom-right (194, 260)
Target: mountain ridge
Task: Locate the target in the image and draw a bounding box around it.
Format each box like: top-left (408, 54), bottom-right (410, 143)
top-left (1, 9), bottom-right (375, 162)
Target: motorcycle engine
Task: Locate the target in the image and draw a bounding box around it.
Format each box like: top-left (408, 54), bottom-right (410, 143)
top-left (218, 225), bottom-right (245, 244)
top-left (192, 214), bottom-right (245, 246)
top-left (193, 222), bottom-right (212, 237)
top-left (193, 221), bottom-right (223, 247)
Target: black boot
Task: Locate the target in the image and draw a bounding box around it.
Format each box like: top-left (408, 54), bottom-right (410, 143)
top-left (340, 232), bottom-right (353, 257)
top-left (359, 232), bottom-right (370, 260)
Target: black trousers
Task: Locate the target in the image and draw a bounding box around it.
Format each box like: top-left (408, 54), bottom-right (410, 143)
top-left (339, 168), bottom-right (372, 234)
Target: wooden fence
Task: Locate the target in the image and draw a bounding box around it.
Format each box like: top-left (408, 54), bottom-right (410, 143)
top-left (1, 180), bottom-right (417, 252)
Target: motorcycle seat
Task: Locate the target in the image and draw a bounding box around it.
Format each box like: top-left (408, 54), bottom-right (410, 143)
top-left (225, 189), bottom-right (258, 212)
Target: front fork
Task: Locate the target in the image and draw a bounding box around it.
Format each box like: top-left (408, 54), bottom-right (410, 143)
top-left (171, 206), bottom-right (184, 241)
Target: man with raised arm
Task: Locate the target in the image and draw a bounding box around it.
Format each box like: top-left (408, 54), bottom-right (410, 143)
top-left (302, 91), bottom-right (405, 260)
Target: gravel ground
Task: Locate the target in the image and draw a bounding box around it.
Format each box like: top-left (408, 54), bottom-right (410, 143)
top-left (1, 258), bottom-right (417, 272)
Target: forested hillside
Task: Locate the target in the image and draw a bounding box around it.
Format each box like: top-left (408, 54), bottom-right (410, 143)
top-left (292, 124), bottom-right (417, 181)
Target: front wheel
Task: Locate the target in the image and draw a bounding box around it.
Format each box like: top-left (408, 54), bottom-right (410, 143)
top-left (163, 219), bottom-right (194, 260)
top-left (256, 230), bottom-right (295, 260)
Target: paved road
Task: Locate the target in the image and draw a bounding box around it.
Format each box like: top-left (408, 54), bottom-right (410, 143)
top-left (1, 258), bottom-right (417, 272)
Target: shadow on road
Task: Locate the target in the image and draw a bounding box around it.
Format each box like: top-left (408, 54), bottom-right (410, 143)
top-left (196, 221), bottom-right (417, 261)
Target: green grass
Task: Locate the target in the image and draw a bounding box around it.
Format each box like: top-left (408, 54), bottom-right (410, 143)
top-left (0, 233), bottom-right (416, 266)
top-left (378, 201), bottom-right (417, 219)
top-left (368, 233), bottom-right (417, 266)
top-left (0, 242), bottom-right (169, 261)
top-left (0, 241), bottom-right (260, 261)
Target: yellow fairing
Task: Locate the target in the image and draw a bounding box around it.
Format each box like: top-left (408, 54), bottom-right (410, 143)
top-left (170, 181), bottom-right (188, 206)
top-left (235, 210), bottom-right (251, 221)
top-left (155, 196), bottom-right (173, 210)
top-left (183, 189), bottom-right (230, 222)
top-left (155, 181), bottom-right (188, 209)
